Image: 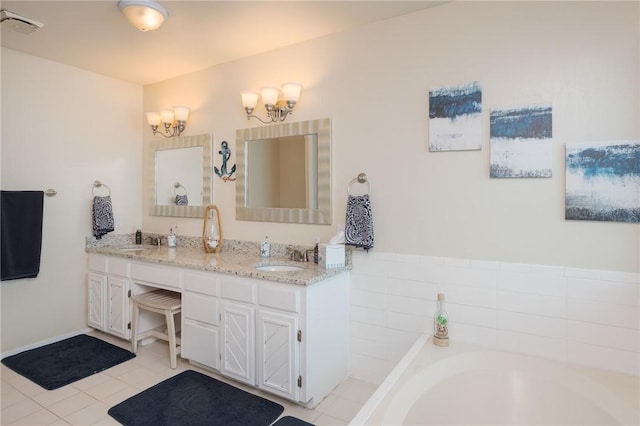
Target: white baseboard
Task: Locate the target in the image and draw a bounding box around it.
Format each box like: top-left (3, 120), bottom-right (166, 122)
top-left (1, 328), bottom-right (92, 360)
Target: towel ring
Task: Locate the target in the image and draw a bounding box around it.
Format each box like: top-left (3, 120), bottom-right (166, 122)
top-left (174, 182), bottom-right (187, 196)
top-left (92, 180), bottom-right (111, 197)
top-left (347, 173), bottom-right (371, 195)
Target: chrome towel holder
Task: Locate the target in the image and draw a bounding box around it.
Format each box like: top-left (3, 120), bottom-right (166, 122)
top-left (92, 180), bottom-right (111, 197)
top-left (347, 172), bottom-right (371, 195)
top-left (174, 182), bottom-right (187, 196)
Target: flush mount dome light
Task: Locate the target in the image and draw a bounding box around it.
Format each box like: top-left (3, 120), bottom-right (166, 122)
top-left (118, 0), bottom-right (168, 32)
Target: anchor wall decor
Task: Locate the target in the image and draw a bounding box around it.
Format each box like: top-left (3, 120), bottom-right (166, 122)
top-left (214, 140), bottom-right (236, 182)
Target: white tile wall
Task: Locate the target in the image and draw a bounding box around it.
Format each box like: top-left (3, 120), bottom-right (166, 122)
top-left (349, 251), bottom-right (640, 384)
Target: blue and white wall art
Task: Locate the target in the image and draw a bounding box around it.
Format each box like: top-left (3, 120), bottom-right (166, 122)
top-left (429, 81), bottom-right (482, 152)
top-left (490, 105), bottom-right (553, 178)
top-left (565, 140), bottom-right (640, 223)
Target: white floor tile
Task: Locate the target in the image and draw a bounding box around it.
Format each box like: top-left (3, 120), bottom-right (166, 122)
top-left (6, 407), bottom-right (60, 425)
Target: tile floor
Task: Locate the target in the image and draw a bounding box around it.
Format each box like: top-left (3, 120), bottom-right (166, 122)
top-left (1, 331), bottom-right (378, 425)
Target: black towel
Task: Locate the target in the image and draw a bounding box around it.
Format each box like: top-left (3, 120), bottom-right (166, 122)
top-left (345, 194), bottom-right (374, 251)
top-left (92, 196), bottom-right (114, 239)
top-left (1, 191), bottom-right (44, 281)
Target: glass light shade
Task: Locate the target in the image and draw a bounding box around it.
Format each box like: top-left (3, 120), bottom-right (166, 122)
top-left (281, 82), bottom-right (302, 102)
top-left (241, 91), bottom-right (259, 109)
top-left (160, 109), bottom-right (174, 124)
top-left (260, 86), bottom-right (280, 106)
top-left (120, 4), bottom-right (166, 32)
top-left (146, 111), bottom-right (161, 126)
top-left (173, 106), bottom-right (189, 121)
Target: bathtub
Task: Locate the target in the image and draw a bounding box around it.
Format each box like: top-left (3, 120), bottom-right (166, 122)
top-left (350, 334), bottom-right (640, 425)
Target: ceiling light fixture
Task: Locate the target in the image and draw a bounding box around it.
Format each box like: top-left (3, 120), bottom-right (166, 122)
top-left (241, 83), bottom-right (302, 124)
top-left (146, 106), bottom-right (189, 138)
top-left (118, 0), bottom-right (168, 32)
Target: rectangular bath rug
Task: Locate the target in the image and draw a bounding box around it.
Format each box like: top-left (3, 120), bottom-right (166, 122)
top-left (1, 334), bottom-right (135, 390)
top-left (108, 370), bottom-right (284, 426)
top-left (272, 416), bottom-right (315, 426)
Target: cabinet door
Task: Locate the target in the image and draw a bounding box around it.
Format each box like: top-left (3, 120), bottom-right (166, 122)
top-left (107, 276), bottom-right (130, 340)
top-left (88, 272), bottom-right (107, 330)
top-left (220, 302), bottom-right (255, 385)
top-left (256, 310), bottom-right (299, 401)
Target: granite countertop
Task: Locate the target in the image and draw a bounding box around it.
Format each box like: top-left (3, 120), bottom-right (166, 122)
top-left (85, 244), bottom-right (350, 286)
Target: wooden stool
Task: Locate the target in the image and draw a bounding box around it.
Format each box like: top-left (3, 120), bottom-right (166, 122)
top-left (130, 289), bottom-right (182, 369)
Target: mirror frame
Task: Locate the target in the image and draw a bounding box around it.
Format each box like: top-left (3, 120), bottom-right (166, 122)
top-left (147, 133), bottom-right (212, 218)
top-left (236, 118), bottom-right (332, 224)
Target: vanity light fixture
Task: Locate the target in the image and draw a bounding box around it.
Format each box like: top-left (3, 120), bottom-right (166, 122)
top-left (241, 83), bottom-right (302, 124)
top-left (118, 0), bottom-right (168, 32)
top-left (146, 106), bottom-right (189, 138)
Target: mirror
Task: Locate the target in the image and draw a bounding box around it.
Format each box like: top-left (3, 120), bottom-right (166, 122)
top-left (236, 118), bottom-right (331, 224)
top-left (147, 133), bottom-right (212, 218)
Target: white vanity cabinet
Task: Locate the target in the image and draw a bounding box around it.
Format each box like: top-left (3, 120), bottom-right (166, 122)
top-left (217, 273), bottom-right (350, 407)
top-left (86, 251), bottom-right (349, 408)
top-left (87, 255), bottom-right (131, 340)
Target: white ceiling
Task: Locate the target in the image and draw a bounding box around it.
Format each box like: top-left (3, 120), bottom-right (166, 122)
top-left (1, 1), bottom-right (445, 85)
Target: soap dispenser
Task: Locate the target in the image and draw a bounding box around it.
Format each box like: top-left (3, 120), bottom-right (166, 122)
top-left (260, 235), bottom-right (270, 257)
top-left (313, 237), bottom-right (319, 264)
top-left (168, 227), bottom-right (177, 248)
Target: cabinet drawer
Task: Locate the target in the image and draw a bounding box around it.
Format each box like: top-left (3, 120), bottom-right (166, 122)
top-left (130, 263), bottom-right (181, 289)
top-left (182, 319), bottom-right (220, 371)
top-left (109, 258), bottom-right (129, 277)
top-left (88, 255), bottom-right (108, 273)
top-left (183, 292), bottom-right (219, 325)
top-left (258, 286), bottom-right (300, 313)
top-left (184, 272), bottom-right (218, 296)
top-left (220, 277), bottom-right (256, 303)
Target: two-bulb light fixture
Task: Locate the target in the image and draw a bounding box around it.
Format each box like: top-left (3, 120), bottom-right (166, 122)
top-left (241, 83), bottom-right (302, 124)
top-left (146, 106), bottom-right (189, 138)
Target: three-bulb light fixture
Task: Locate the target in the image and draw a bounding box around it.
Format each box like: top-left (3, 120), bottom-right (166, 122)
top-left (241, 83), bottom-right (302, 124)
top-left (145, 106), bottom-right (189, 138)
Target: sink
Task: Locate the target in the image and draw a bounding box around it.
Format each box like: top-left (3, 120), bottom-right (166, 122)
top-left (254, 264), bottom-right (303, 272)
top-left (118, 247), bottom-right (150, 253)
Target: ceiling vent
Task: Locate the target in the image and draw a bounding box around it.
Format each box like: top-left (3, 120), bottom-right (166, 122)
top-left (0, 9), bottom-right (44, 34)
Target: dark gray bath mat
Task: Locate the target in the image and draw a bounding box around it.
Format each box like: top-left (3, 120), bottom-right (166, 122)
top-left (1, 334), bottom-right (135, 390)
top-left (272, 416), bottom-right (315, 426)
top-left (108, 370), bottom-right (284, 426)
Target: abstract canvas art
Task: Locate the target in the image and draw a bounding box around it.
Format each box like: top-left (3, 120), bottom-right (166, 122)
top-left (429, 81), bottom-right (482, 152)
top-left (565, 140), bottom-right (640, 223)
top-left (490, 105), bottom-right (552, 178)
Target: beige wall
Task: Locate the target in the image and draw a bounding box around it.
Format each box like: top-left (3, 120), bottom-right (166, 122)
top-left (0, 49), bottom-right (143, 352)
top-left (144, 2), bottom-right (639, 272)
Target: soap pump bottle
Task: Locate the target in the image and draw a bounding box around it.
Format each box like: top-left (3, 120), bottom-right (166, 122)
top-left (313, 237), bottom-right (319, 264)
top-left (135, 229), bottom-right (142, 245)
top-left (168, 227), bottom-right (177, 248)
top-left (261, 235), bottom-right (270, 257)
top-left (433, 293), bottom-right (449, 347)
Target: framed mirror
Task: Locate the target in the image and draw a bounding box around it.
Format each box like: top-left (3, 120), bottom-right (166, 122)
top-left (147, 133), bottom-right (212, 218)
top-left (236, 118), bottom-right (331, 224)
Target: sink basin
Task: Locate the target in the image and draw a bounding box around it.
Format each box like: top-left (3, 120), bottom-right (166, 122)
top-left (118, 247), bottom-right (150, 253)
top-left (254, 264), bottom-right (303, 272)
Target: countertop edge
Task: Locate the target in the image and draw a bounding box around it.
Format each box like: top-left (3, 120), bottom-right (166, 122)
top-left (85, 245), bottom-right (351, 286)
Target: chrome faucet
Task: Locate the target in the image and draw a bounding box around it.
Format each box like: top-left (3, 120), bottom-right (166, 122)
top-left (290, 248), bottom-right (315, 262)
top-left (145, 236), bottom-right (163, 247)
top-left (291, 249), bottom-right (305, 262)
